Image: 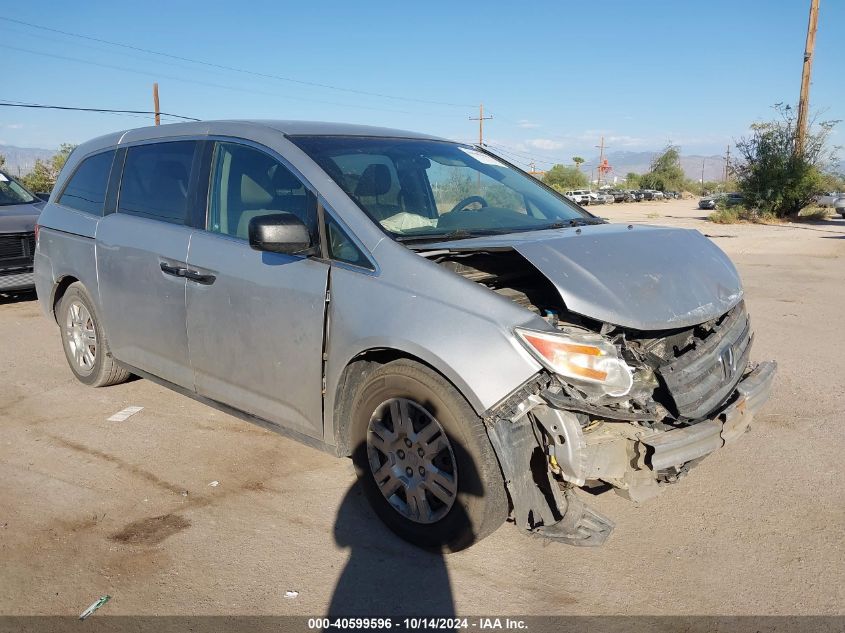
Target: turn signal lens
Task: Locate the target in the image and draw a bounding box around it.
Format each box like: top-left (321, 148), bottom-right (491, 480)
top-left (515, 328), bottom-right (633, 396)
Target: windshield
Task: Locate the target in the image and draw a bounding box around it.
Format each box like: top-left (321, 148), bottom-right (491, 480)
top-left (291, 136), bottom-right (597, 242)
top-left (0, 172), bottom-right (37, 206)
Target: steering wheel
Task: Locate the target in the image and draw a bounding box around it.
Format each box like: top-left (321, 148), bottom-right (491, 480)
top-left (449, 195), bottom-right (489, 214)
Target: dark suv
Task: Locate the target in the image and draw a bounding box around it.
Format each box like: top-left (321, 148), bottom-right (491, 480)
top-left (0, 171), bottom-right (43, 291)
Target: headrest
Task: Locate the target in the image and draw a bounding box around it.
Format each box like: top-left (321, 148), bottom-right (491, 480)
top-left (240, 173), bottom-right (273, 207)
top-left (354, 164), bottom-right (391, 197)
top-left (271, 165), bottom-right (303, 191)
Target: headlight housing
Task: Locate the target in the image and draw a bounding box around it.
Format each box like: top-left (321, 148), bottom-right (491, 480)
top-left (515, 327), bottom-right (633, 397)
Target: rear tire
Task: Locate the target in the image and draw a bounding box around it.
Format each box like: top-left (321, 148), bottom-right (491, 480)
top-left (58, 283), bottom-right (130, 387)
top-left (348, 360), bottom-right (507, 552)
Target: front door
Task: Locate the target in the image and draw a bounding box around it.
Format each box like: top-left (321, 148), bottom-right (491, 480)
top-left (96, 140), bottom-right (199, 388)
top-left (185, 141), bottom-right (329, 439)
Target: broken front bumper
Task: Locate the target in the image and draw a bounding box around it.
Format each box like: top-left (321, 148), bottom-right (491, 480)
top-left (485, 360), bottom-right (777, 546)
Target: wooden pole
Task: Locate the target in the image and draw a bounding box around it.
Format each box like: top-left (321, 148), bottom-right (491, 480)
top-left (595, 136), bottom-right (605, 188)
top-left (468, 103), bottom-right (493, 191)
top-left (796, 0), bottom-right (820, 155)
top-left (153, 82), bottom-right (161, 126)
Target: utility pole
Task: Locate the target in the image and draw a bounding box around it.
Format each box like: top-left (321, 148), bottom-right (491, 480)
top-left (594, 136), bottom-right (609, 188)
top-left (701, 157), bottom-right (706, 191)
top-left (724, 145), bottom-right (731, 183)
top-left (469, 103), bottom-right (493, 192)
top-left (153, 82), bottom-right (161, 126)
top-left (796, 0), bottom-right (820, 155)
top-left (468, 103), bottom-right (493, 147)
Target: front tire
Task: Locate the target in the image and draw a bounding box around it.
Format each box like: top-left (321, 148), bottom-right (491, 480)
top-left (58, 283), bottom-right (130, 387)
top-left (348, 360), bottom-right (507, 552)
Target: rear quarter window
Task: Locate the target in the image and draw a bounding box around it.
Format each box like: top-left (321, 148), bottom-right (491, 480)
top-left (58, 150), bottom-right (116, 215)
top-left (117, 141), bottom-right (197, 224)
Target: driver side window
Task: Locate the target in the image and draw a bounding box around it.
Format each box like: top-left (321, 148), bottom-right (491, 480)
top-left (208, 142), bottom-right (318, 241)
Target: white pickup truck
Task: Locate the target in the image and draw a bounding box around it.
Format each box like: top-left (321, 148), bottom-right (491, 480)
top-left (564, 189), bottom-right (601, 205)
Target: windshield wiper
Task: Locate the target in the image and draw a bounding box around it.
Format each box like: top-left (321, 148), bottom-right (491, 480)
top-left (396, 229), bottom-right (492, 244)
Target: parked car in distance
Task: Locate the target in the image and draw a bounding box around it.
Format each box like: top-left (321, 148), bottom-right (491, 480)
top-left (36, 120), bottom-right (776, 551)
top-left (834, 196), bottom-right (845, 218)
top-left (816, 192), bottom-right (843, 207)
top-left (564, 189), bottom-right (593, 205)
top-left (699, 195), bottom-right (718, 210)
top-left (0, 170), bottom-right (44, 292)
top-left (699, 192), bottom-right (743, 210)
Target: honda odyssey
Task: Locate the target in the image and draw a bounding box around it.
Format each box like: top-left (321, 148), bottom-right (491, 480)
top-left (35, 121), bottom-right (776, 550)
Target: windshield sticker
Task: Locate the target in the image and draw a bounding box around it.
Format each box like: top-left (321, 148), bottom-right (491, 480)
top-left (458, 147), bottom-right (505, 167)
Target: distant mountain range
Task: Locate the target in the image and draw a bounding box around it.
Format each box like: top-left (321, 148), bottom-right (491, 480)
top-left (585, 150), bottom-right (728, 183)
top-left (0, 144), bottom-right (732, 181)
top-left (2, 144), bottom-right (840, 183)
top-left (0, 144), bottom-right (57, 176)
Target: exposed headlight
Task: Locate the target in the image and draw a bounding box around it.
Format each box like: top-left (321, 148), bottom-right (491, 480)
top-left (515, 327), bottom-right (633, 397)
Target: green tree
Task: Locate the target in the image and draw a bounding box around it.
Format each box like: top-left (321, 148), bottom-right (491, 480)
top-left (572, 156), bottom-right (585, 170)
top-left (21, 143), bottom-right (76, 193)
top-left (639, 145), bottom-right (685, 191)
top-left (0, 153), bottom-right (6, 170)
top-left (734, 104), bottom-right (839, 217)
top-left (543, 163), bottom-right (588, 190)
top-left (625, 172), bottom-right (641, 188)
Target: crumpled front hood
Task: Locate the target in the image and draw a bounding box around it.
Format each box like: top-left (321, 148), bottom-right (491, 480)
top-left (427, 223), bottom-right (744, 330)
top-left (0, 202), bottom-right (43, 233)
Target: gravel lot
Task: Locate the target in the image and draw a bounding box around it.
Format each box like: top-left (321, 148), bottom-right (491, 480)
top-left (1, 198), bottom-right (843, 616)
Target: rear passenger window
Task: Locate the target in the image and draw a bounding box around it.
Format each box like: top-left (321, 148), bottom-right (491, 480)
top-left (58, 150), bottom-right (115, 215)
top-left (118, 141), bottom-right (196, 224)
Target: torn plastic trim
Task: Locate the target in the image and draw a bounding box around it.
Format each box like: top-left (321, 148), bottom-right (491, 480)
top-left (483, 373), bottom-right (614, 546)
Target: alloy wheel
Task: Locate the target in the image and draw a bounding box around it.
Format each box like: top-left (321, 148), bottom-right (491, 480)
top-left (65, 300), bottom-right (97, 374)
top-left (366, 398), bottom-right (458, 524)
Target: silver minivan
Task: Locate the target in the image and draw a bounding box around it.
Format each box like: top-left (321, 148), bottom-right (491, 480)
top-left (35, 121), bottom-right (776, 551)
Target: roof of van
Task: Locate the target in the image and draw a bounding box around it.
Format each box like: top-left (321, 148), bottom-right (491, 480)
top-left (72, 120), bottom-right (449, 157)
top-left (236, 120), bottom-right (445, 139)
top-left (94, 120), bottom-right (443, 146)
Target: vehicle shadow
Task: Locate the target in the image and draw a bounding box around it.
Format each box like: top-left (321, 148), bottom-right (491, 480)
top-left (0, 289), bottom-right (37, 305)
top-left (327, 426), bottom-right (488, 619)
top-left (327, 482), bottom-right (457, 618)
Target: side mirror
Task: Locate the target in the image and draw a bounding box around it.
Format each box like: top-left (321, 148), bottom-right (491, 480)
top-left (248, 213), bottom-right (313, 255)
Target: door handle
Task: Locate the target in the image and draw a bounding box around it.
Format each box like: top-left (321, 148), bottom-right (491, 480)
top-left (183, 269), bottom-right (216, 285)
top-left (160, 262), bottom-right (187, 277)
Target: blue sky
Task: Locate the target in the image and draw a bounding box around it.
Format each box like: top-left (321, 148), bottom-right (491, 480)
top-left (1, 0), bottom-right (842, 169)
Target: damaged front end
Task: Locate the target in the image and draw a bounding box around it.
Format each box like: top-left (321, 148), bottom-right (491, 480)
top-left (483, 303), bottom-right (776, 546)
top-left (427, 244), bottom-right (777, 546)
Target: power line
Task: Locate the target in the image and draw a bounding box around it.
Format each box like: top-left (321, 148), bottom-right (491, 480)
top-left (0, 100), bottom-right (200, 121)
top-left (0, 44), bottom-right (461, 119)
top-left (0, 17), bottom-right (474, 109)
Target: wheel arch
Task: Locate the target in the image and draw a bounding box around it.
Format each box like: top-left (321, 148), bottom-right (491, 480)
top-left (51, 275), bottom-right (81, 322)
top-left (330, 347), bottom-right (483, 458)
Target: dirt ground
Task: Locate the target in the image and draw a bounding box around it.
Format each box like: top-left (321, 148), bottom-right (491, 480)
top-left (1, 198), bottom-right (843, 617)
